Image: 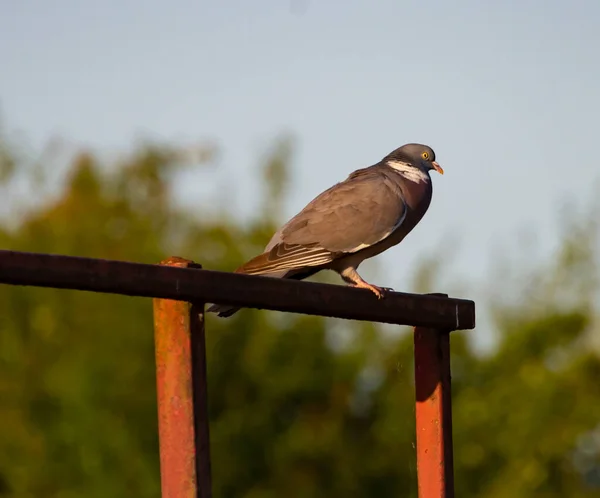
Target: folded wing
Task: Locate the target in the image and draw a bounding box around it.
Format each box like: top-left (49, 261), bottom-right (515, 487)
top-left (238, 169), bottom-right (406, 275)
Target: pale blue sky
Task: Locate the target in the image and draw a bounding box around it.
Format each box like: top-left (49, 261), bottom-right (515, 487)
top-left (2, 0), bottom-right (599, 326)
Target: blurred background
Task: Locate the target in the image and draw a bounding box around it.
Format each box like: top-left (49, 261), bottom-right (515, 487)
top-left (1, 0), bottom-right (600, 496)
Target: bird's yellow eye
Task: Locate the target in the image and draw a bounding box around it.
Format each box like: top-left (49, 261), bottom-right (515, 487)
top-left (421, 151), bottom-right (429, 160)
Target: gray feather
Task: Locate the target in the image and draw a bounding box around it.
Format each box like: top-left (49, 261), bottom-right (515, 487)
top-left (278, 167), bottom-right (406, 254)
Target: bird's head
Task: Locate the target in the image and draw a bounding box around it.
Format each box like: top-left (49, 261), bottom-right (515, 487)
top-left (384, 143), bottom-right (444, 177)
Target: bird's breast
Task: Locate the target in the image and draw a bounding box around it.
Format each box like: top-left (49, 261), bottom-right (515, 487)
top-left (400, 178), bottom-right (432, 212)
top-left (353, 179), bottom-right (433, 262)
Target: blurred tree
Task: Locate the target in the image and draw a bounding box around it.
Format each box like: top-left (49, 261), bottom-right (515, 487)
top-left (0, 128), bottom-right (598, 498)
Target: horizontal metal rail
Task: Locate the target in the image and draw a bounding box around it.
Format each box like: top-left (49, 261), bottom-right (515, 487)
top-left (0, 249), bottom-right (475, 497)
top-left (0, 250), bottom-right (475, 329)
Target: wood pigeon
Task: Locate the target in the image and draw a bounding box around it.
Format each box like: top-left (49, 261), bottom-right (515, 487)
top-left (208, 143), bottom-right (443, 317)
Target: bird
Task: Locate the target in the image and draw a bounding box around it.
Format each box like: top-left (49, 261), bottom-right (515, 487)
top-left (207, 143), bottom-right (443, 317)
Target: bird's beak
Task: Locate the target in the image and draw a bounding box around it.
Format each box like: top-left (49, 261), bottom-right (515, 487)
top-left (432, 161), bottom-right (444, 175)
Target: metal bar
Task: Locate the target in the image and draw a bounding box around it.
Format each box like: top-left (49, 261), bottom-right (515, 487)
top-left (0, 250), bottom-right (475, 329)
top-left (190, 300), bottom-right (212, 498)
top-left (153, 257), bottom-right (212, 498)
top-left (413, 326), bottom-right (454, 498)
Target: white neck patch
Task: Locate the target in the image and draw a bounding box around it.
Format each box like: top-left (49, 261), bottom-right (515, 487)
top-left (386, 160), bottom-right (429, 184)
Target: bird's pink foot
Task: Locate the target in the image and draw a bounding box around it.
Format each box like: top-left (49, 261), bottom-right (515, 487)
top-left (350, 280), bottom-right (390, 299)
top-left (340, 267), bottom-right (394, 299)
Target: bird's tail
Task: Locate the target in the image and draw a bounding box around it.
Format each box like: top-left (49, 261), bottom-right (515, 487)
top-left (206, 303), bottom-right (241, 318)
top-left (207, 253), bottom-right (288, 318)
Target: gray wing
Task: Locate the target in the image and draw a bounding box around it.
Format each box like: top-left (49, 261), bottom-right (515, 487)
top-left (253, 169), bottom-right (406, 274)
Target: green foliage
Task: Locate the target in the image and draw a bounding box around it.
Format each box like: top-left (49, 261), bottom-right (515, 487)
top-left (0, 133), bottom-right (599, 497)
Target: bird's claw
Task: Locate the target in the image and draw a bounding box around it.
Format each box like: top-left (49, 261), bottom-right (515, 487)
top-left (373, 286), bottom-right (394, 299)
top-left (348, 280), bottom-right (394, 299)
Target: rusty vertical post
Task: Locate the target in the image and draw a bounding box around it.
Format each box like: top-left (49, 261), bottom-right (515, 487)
top-left (153, 257), bottom-right (212, 498)
top-left (413, 325), bottom-right (455, 498)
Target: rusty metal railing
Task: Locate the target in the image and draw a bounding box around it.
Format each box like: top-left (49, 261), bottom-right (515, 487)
top-left (0, 249), bottom-right (475, 498)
